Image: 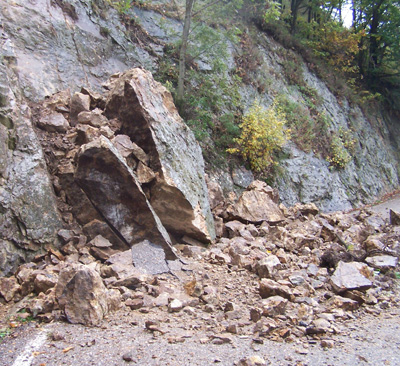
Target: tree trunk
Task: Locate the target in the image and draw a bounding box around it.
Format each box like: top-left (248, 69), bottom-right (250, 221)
top-left (177, 0), bottom-right (195, 102)
top-left (290, 0), bottom-right (302, 34)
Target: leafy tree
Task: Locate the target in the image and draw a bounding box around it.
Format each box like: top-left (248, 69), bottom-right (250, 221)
top-left (176, 0), bottom-right (243, 101)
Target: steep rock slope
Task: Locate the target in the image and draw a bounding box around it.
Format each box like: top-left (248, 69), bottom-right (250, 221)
top-left (0, 34), bottom-right (63, 276)
top-left (0, 0), bottom-right (399, 214)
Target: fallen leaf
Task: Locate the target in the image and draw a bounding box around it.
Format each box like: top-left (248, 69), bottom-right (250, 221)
top-left (62, 346), bottom-right (74, 353)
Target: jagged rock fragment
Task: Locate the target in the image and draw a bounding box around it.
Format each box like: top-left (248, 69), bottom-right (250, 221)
top-left (365, 255), bottom-right (398, 270)
top-left (261, 296), bottom-right (288, 317)
top-left (70, 92), bottom-right (90, 125)
top-left (75, 136), bottom-right (176, 263)
top-left (77, 108), bottom-right (108, 127)
top-left (57, 265), bottom-right (109, 326)
top-left (330, 261), bottom-right (373, 293)
top-left (37, 113), bottom-right (69, 133)
top-left (0, 276), bottom-right (20, 302)
top-left (227, 181), bottom-right (284, 223)
top-left (104, 68), bottom-right (215, 242)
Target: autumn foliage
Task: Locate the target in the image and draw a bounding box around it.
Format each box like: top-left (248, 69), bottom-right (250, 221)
top-left (228, 101), bottom-right (290, 172)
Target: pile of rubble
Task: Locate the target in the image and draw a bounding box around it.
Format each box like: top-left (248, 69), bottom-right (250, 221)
top-left (1, 182), bottom-right (399, 345)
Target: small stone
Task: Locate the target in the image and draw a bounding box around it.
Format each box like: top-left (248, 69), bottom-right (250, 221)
top-left (58, 229), bottom-right (75, 244)
top-left (51, 331), bottom-right (66, 341)
top-left (211, 334), bottom-right (232, 344)
top-left (261, 296), bottom-right (288, 317)
top-left (168, 299), bottom-right (184, 313)
top-left (320, 339), bottom-right (334, 348)
top-left (278, 328), bottom-right (291, 338)
top-left (122, 352), bottom-right (134, 362)
top-left (328, 295), bottom-right (360, 311)
top-left (89, 235), bottom-right (113, 248)
top-left (289, 274), bottom-right (306, 286)
top-left (238, 355), bottom-right (267, 366)
top-left (70, 92), bottom-right (91, 125)
top-left (77, 108), bottom-right (108, 127)
top-left (34, 273), bottom-right (58, 294)
top-left (225, 221), bottom-right (246, 238)
top-left (226, 324), bottom-right (238, 334)
top-left (136, 162), bottom-right (156, 184)
top-left (259, 278), bottom-right (293, 300)
top-left (330, 261), bottom-right (373, 293)
top-left (389, 209), bottom-right (400, 225)
top-left (256, 256), bottom-right (281, 279)
top-left (250, 308), bottom-right (262, 322)
top-left (125, 298), bottom-right (144, 310)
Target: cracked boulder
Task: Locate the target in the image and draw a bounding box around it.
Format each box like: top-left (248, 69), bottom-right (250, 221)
top-left (104, 68), bottom-right (215, 242)
top-left (74, 136), bottom-right (176, 263)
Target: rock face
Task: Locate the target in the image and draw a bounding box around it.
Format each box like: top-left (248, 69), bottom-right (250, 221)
top-left (1, 0), bottom-right (399, 217)
top-left (104, 68), bottom-right (215, 242)
top-left (0, 38), bottom-right (63, 276)
top-left (75, 136), bottom-right (176, 261)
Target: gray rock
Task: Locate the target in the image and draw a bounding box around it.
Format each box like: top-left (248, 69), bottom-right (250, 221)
top-left (88, 235), bottom-right (113, 248)
top-left (37, 113), bottom-right (69, 132)
top-left (75, 136), bottom-right (176, 261)
top-left (232, 166), bottom-right (254, 188)
top-left (0, 52), bottom-right (62, 276)
top-left (331, 261), bottom-right (373, 293)
top-left (365, 255), bottom-right (398, 270)
top-left (104, 68), bottom-right (215, 242)
top-left (131, 240), bottom-right (170, 274)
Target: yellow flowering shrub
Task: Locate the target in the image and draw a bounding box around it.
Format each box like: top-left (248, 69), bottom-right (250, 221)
top-left (326, 127), bottom-right (356, 169)
top-left (327, 134), bottom-right (352, 169)
top-left (227, 101), bottom-right (290, 172)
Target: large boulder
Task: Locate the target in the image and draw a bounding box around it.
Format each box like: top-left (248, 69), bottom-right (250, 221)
top-left (227, 181), bottom-right (284, 224)
top-left (57, 265), bottom-right (109, 326)
top-left (75, 136), bottom-right (176, 262)
top-left (104, 68), bottom-right (215, 242)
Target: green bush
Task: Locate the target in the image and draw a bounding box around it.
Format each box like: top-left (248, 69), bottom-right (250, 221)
top-left (227, 101), bottom-right (290, 172)
top-left (326, 128), bottom-right (356, 170)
